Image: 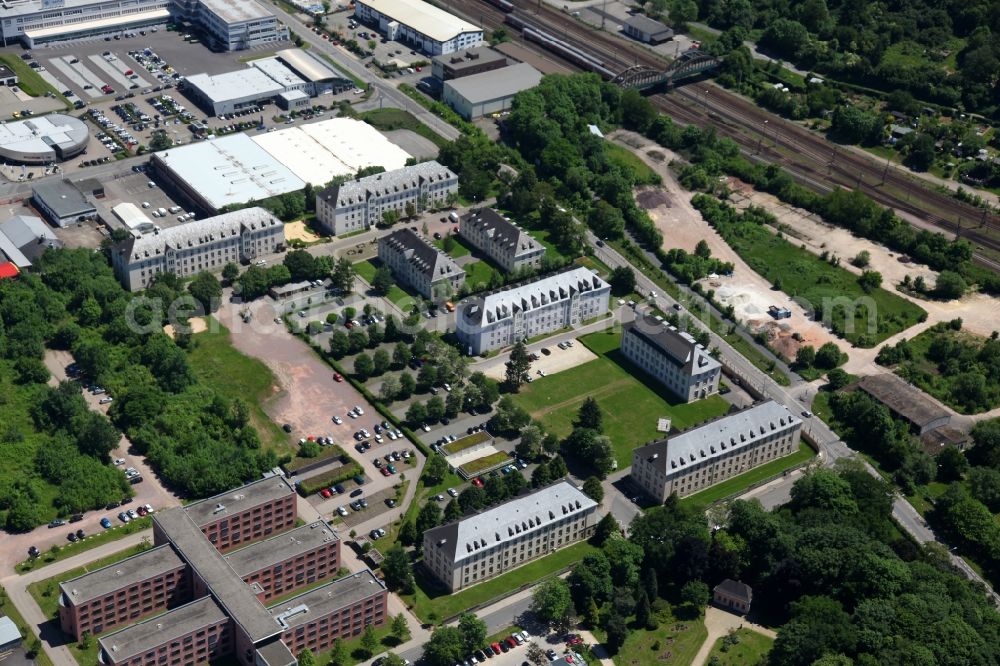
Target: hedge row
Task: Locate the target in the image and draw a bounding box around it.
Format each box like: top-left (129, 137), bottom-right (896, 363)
top-left (297, 461), bottom-right (364, 496)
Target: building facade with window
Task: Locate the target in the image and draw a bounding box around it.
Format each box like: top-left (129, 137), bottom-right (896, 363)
top-left (458, 208), bottom-right (544, 274)
top-left (620, 313), bottom-right (721, 403)
top-left (377, 228), bottom-right (464, 302)
top-left (227, 521), bottom-right (341, 602)
top-left (630, 401), bottom-right (803, 502)
top-left (316, 161), bottom-right (457, 236)
top-left (422, 480), bottom-right (598, 592)
top-left (110, 207), bottom-right (285, 291)
top-left (455, 267), bottom-right (610, 355)
top-left (59, 546), bottom-right (191, 641)
top-left (73, 475), bottom-right (386, 666)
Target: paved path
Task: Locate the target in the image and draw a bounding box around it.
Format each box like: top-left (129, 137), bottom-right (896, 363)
top-left (691, 607), bottom-right (776, 666)
top-left (0, 531), bottom-right (150, 666)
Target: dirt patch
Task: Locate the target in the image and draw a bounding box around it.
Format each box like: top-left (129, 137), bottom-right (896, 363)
top-left (608, 130), bottom-right (844, 362)
top-left (285, 220), bottom-right (322, 243)
top-left (478, 339), bottom-right (597, 381)
top-left (636, 187), bottom-right (672, 209)
top-left (163, 316), bottom-right (207, 339)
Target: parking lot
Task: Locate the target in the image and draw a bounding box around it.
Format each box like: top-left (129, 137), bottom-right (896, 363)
top-left (92, 169), bottom-right (189, 231)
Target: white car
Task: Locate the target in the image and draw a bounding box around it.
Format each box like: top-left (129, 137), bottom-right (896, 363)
top-left (421, 423), bottom-right (431, 432)
top-left (354, 406), bottom-right (365, 416)
top-left (447, 488), bottom-right (458, 497)
top-left (337, 506), bottom-right (348, 516)
top-left (114, 458), bottom-right (126, 466)
top-left (332, 415), bottom-right (343, 424)
top-left (144, 503), bottom-right (153, 514)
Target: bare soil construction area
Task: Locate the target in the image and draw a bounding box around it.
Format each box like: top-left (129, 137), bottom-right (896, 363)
top-left (611, 130), bottom-right (844, 361)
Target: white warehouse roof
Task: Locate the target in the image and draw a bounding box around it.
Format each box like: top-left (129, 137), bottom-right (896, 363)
top-left (112, 202), bottom-right (154, 230)
top-left (153, 134), bottom-right (305, 210)
top-left (358, 0), bottom-right (480, 43)
top-left (185, 68), bottom-right (286, 105)
top-left (250, 118), bottom-right (411, 186)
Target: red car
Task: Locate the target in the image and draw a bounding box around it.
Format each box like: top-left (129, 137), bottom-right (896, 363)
top-left (333, 373), bottom-right (343, 382)
top-left (344, 321), bottom-right (354, 329)
top-left (471, 477), bottom-right (484, 488)
top-left (505, 637), bottom-right (518, 649)
top-left (565, 635), bottom-right (583, 645)
top-left (320, 488), bottom-right (332, 498)
top-left (380, 467), bottom-right (391, 476)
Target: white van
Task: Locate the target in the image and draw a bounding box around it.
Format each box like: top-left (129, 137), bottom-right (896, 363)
top-left (168, 206), bottom-right (181, 214)
top-left (156, 207), bottom-right (166, 217)
top-left (448, 211), bottom-right (459, 223)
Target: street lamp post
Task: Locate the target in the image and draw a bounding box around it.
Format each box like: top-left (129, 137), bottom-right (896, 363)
top-left (755, 120), bottom-right (768, 154)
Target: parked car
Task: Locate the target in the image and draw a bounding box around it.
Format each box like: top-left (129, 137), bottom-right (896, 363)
top-left (100, 517), bottom-right (112, 529)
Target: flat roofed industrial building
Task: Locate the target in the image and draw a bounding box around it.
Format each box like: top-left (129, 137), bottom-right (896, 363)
top-left (183, 68), bottom-right (288, 116)
top-left (0, 114), bottom-right (89, 164)
top-left (98, 595), bottom-right (231, 666)
top-left (110, 207), bottom-right (285, 291)
top-left (31, 179), bottom-right (96, 227)
top-left (59, 545), bottom-right (190, 640)
top-left (252, 118), bottom-right (412, 187)
top-left (0, 214), bottom-right (61, 268)
top-left (622, 15), bottom-right (674, 44)
top-left (431, 46), bottom-right (508, 80)
top-left (630, 401), bottom-right (803, 502)
top-left (0, 0), bottom-right (170, 47)
top-left (423, 480), bottom-right (598, 591)
top-left (149, 134), bottom-right (306, 213)
top-left (183, 0), bottom-right (287, 51)
top-left (456, 267), bottom-right (610, 355)
top-left (355, 0), bottom-right (483, 55)
top-left (621, 313), bottom-right (722, 403)
top-left (275, 48), bottom-right (351, 94)
top-left (442, 62), bottom-right (542, 119)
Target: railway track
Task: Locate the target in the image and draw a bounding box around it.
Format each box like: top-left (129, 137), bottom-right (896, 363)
top-left (448, 0), bottom-right (1000, 271)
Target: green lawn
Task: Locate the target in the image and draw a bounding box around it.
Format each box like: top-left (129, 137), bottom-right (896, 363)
top-left (28, 542), bottom-right (153, 619)
top-left (682, 442), bottom-right (816, 507)
top-left (702, 200), bottom-right (926, 347)
top-left (403, 540), bottom-right (597, 623)
top-left (354, 259), bottom-right (414, 306)
top-left (188, 317), bottom-right (288, 454)
top-left (362, 107), bottom-right (448, 149)
top-left (608, 611), bottom-right (708, 666)
top-left (706, 628), bottom-right (774, 665)
top-left (510, 330), bottom-right (731, 467)
top-left (16, 517), bottom-right (152, 574)
top-left (432, 235), bottom-right (473, 259)
top-left (605, 142), bottom-right (660, 185)
top-left (527, 229), bottom-right (571, 264)
top-left (313, 624), bottom-right (399, 665)
top-left (0, 585), bottom-right (56, 666)
top-left (459, 451), bottom-right (510, 475)
top-left (0, 54), bottom-right (64, 101)
top-left (463, 260), bottom-right (499, 291)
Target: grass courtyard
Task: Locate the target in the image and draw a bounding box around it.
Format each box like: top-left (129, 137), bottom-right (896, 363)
top-left (353, 259), bottom-right (414, 306)
top-left (601, 611), bottom-right (708, 666)
top-left (510, 329), bottom-right (731, 467)
top-left (682, 442), bottom-right (816, 507)
top-left (706, 628), bottom-right (774, 665)
top-left (187, 318), bottom-right (288, 454)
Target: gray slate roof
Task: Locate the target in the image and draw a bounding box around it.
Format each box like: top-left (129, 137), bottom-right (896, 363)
top-left (459, 267), bottom-right (607, 326)
top-left (460, 207), bottom-right (539, 260)
top-left (633, 401), bottom-right (800, 477)
top-left (114, 207), bottom-right (282, 263)
top-left (380, 227), bottom-right (463, 282)
top-left (319, 161), bottom-right (455, 209)
top-left (714, 578), bottom-right (752, 602)
top-left (444, 62), bottom-right (542, 104)
top-left (624, 15), bottom-right (674, 38)
top-left (424, 480), bottom-right (596, 564)
top-left (624, 313), bottom-right (720, 375)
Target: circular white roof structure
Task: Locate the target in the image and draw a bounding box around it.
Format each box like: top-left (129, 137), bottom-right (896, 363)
top-left (0, 113), bottom-right (89, 164)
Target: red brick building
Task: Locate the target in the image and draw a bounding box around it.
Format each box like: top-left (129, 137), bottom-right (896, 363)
top-left (59, 546), bottom-right (190, 641)
top-left (270, 570), bottom-right (389, 655)
top-left (97, 596), bottom-right (232, 666)
top-left (227, 521), bottom-right (341, 603)
top-left (183, 477), bottom-right (298, 553)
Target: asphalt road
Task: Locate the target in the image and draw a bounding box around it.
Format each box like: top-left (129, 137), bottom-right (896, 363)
top-left (587, 231), bottom-right (1000, 605)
